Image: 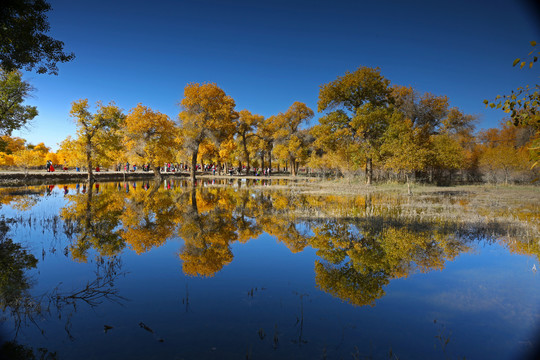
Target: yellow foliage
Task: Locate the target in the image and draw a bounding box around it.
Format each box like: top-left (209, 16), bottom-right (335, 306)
top-left (179, 83), bottom-right (238, 147)
top-left (33, 142), bottom-right (50, 154)
top-left (0, 152), bottom-right (14, 166)
top-left (0, 135), bottom-right (26, 153)
top-left (124, 104), bottom-right (180, 170)
top-left (57, 135), bottom-right (85, 167)
top-left (70, 99), bottom-right (125, 175)
top-left (13, 149), bottom-right (44, 170)
top-left (45, 152), bottom-right (58, 164)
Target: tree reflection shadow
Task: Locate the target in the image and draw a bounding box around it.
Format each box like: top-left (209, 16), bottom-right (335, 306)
top-left (6, 182), bottom-right (539, 309)
top-left (178, 189), bottom-right (237, 277)
top-left (0, 218), bottom-right (39, 336)
top-left (311, 218), bottom-right (469, 306)
top-left (1, 216), bottom-right (127, 345)
top-left (46, 256), bottom-right (126, 341)
top-left (61, 183), bottom-right (125, 262)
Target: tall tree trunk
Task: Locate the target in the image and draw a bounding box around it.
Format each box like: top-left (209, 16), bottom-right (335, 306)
top-left (191, 188), bottom-right (198, 212)
top-left (289, 157), bottom-right (296, 176)
top-left (86, 141), bottom-right (94, 183)
top-left (243, 138), bottom-right (250, 174)
top-left (85, 181), bottom-right (93, 231)
top-left (268, 150), bottom-right (272, 176)
top-left (150, 163), bottom-right (163, 182)
top-left (365, 157), bottom-right (372, 185)
top-left (261, 153), bottom-right (265, 170)
top-left (190, 148), bottom-right (198, 183)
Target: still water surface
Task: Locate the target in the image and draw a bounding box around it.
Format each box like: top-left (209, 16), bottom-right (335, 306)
top-left (0, 180), bottom-right (539, 359)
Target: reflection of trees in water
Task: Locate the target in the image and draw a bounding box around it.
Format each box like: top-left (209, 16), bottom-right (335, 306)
top-left (178, 189), bottom-right (238, 277)
top-left (120, 181), bottom-right (180, 254)
top-left (5, 182), bottom-right (539, 308)
top-left (0, 187), bottom-right (44, 211)
top-left (0, 340), bottom-right (57, 360)
top-left (310, 218), bottom-right (469, 306)
top-left (61, 183), bottom-right (125, 262)
top-left (46, 256), bottom-right (126, 341)
top-left (57, 182), bottom-right (540, 305)
top-left (0, 218), bottom-right (39, 336)
top-left (0, 214), bottom-right (126, 352)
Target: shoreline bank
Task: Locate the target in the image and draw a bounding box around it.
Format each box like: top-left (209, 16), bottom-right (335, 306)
top-left (0, 170), bottom-right (301, 185)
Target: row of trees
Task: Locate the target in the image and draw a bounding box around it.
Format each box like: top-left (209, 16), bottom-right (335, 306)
top-left (0, 66), bottom-right (536, 185)
top-left (1, 2), bottom-right (537, 186)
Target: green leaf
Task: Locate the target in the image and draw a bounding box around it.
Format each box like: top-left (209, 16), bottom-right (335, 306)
top-left (513, 58), bottom-right (521, 66)
top-left (490, 103), bottom-right (495, 108)
top-left (531, 41), bottom-right (537, 47)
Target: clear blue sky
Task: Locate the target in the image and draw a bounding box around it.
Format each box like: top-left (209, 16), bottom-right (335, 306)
top-left (13, 0), bottom-right (540, 150)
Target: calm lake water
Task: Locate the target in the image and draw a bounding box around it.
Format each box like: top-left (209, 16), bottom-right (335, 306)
top-left (0, 180), bottom-right (539, 359)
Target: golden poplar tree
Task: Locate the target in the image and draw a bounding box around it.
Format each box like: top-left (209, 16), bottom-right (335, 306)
top-left (178, 83), bottom-right (238, 182)
top-left (236, 109), bottom-right (263, 174)
top-left (70, 99), bottom-right (125, 182)
top-left (124, 104), bottom-right (180, 180)
top-left (317, 66), bottom-right (392, 184)
top-left (273, 102), bottom-right (314, 176)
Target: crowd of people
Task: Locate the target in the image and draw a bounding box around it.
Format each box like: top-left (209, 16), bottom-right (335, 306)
top-left (44, 160), bottom-right (275, 176)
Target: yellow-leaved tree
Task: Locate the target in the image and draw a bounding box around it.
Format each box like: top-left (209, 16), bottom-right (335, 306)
top-left (57, 135), bottom-right (86, 169)
top-left (70, 99), bottom-right (125, 182)
top-left (273, 102), bottom-right (314, 176)
top-left (179, 83), bottom-right (238, 182)
top-left (255, 115), bottom-right (279, 173)
top-left (317, 66), bottom-right (392, 184)
top-left (236, 109), bottom-right (263, 174)
top-left (380, 113), bottom-right (430, 194)
top-left (0, 135), bottom-right (25, 167)
top-left (13, 148), bottom-right (43, 174)
top-left (0, 135), bottom-right (26, 154)
top-left (123, 104), bottom-right (180, 180)
top-left (477, 123), bottom-right (533, 184)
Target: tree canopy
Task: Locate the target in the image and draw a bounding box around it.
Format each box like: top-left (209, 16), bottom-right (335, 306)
top-left (179, 83), bottom-right (238, 181)
top-left (0, 0), bottom-right (75, 75)
top-left (0, 69), bottom-right (37, 136)
top-left (124, 104), bottom-right (180, 179)
top-left (70, 99), bottom-right (125, 181)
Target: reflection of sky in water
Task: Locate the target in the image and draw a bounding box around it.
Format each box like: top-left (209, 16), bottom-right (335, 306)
top-left (0, 184), bottom-right (539, 359)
